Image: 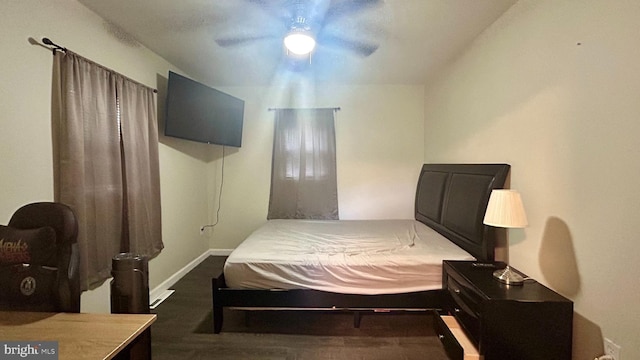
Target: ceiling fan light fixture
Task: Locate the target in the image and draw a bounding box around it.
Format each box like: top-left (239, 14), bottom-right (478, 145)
top-left (284, 30), bottom-right (316, 55)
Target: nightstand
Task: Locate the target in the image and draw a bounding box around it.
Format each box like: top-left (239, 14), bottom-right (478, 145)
top-left (435, 260), bottom-right (573, 360)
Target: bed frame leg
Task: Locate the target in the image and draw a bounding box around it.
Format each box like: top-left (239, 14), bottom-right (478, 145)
top-left (213, 304), bottom-right (223, 334)
top-left (353, 311), bottom-right (362, 328)
top-left (212, 276), bottom-right (224, 334)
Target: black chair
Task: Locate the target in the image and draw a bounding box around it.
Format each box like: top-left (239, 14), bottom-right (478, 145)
top-left (0, 202), bottom-right (80, 312)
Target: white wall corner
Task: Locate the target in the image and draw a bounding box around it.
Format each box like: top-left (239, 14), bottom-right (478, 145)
top-left (149, 249), bottom-right (233, 304)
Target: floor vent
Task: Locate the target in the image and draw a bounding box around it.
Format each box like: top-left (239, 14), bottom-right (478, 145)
top-left (150, 289), bottom-right (175, 309)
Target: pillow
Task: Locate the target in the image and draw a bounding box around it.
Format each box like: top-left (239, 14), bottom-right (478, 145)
top-left (0, 225), bottom-right (57, 266)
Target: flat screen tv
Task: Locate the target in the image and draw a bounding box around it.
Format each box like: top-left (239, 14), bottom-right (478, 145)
top-left (165, 71), bottom-right (244, 147)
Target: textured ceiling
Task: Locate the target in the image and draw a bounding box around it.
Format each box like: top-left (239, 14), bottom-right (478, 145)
top-left (78, 0), bottom-right (516, 86)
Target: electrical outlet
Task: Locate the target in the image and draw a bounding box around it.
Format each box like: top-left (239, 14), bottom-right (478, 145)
top-left (604, 338), bottom-right (621, 360)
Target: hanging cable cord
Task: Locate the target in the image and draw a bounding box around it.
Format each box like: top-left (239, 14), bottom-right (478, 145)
top-left (201, 146), bottom-right (225, 232)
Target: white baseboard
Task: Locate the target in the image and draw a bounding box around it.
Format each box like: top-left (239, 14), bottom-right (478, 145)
top-left (148, 248), bottom-right (233, 305)
top-left (208, 248), bottom-right (234, 256)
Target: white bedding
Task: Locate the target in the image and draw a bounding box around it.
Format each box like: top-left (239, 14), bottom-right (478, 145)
top-left (224, 219), bottom-right (475, 295)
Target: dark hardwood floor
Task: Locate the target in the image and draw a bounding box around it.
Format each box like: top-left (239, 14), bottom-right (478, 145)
top-left (150, 256), bottom-right (448, 360)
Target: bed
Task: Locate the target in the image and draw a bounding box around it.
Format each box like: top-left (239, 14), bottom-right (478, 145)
top-left (212, 163), bottom-right (510, 333)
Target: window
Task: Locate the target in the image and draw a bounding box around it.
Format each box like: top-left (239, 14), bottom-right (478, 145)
top-left (268, 108), bottom-right (338, 220)
top-left (52, 51), bottom-right (162, 290)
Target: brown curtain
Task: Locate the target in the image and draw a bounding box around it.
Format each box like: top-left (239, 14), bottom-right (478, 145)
top-left (268, 108), bottom-right (338, 220)
top-left (117, 78), bottom-right (162, 256)
top-left (51, 51), bottom-right (162, 290)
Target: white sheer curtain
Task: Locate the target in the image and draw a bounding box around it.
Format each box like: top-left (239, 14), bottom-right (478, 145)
top-left (51, 51), bottom-right (162, 290)
top-left (268, 108), bottom-right (338, 220)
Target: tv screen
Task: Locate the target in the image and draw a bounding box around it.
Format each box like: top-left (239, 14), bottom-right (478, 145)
top-left (165, 71), bottom-right (244, 147)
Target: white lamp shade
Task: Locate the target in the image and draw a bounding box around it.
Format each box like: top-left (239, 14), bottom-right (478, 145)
top-left (483, 189), bottom-right (528, 228)
top-left (284, 31), bottom-right (316, 55)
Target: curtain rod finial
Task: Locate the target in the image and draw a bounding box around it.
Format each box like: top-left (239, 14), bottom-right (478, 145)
top-left (42, 37), bottom-right (67, 52)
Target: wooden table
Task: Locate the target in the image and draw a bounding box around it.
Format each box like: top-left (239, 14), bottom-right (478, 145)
top-left (0, 311), bottom-right (156, 359)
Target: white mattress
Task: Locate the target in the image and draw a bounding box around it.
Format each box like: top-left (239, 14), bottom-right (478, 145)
top-left (224, 219), bottom-right (475, 295)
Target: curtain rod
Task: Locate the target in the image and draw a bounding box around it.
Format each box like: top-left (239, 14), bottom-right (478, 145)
top-left (268, 107), bottom-right (340, 111)
top-left (40, 37), bottom-right (158, 94)
top-left (42, 37), bottom-right (67, 52)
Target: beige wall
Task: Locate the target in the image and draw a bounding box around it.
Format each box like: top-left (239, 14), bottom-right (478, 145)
top-left (424, 0), bottom-right (640, 358)
top-left (206, 83), bottom-right (425, 249)
top-left (1, 0), bottom-right (209, 313)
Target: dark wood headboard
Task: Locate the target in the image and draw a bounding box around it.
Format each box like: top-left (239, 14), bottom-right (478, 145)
top-left (414, 163), bottom-right (510, 262)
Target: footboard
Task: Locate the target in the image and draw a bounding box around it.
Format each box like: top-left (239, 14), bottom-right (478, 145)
top-left (212, 273), bottom-right (447, 333)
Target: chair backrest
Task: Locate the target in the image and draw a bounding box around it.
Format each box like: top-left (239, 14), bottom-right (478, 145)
top-left (0, 202), bottom-right (80, 312)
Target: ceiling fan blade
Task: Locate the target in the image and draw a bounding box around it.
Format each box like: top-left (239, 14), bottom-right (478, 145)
top-left (215, 34), bottom-right (277, 47)
top-left (317, 34), bottom-right (379, 57)
top-left (242, 0), bottom-right (293, 25)
top-left (324, 0), bottom-right (382, 23)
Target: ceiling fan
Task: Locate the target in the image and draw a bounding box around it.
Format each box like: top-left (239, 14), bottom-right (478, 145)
top-left (215, 0), bottom-right (385, 57)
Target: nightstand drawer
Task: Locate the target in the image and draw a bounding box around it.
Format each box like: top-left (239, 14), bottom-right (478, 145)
top-left (445, 273), bottom-right (481, 345)
top-left (434, 314), bottom-right (482, 360)
top-left (446, 270), bottom-right (482, 311)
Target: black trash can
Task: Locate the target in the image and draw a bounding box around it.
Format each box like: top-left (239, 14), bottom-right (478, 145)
top-left (110, 253), bottom-right (152, 359)
top-left (110, 253), bottom-right (150, 314)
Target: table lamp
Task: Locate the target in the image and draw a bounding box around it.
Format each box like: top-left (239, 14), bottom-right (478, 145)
top-left (483, 189), bottom-right (528, 285)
